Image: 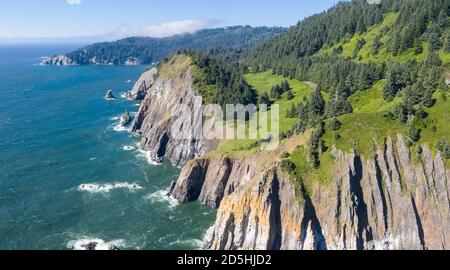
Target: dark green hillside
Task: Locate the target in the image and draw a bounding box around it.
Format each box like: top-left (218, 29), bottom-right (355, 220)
top-left (244, 0), bottom-right (449, 94)
top-left (235, 0), bottom-right (450, 172)
top-left (65, 26), bottom-right (285, 65)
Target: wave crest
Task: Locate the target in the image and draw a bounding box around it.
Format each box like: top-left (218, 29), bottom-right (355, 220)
top-left (145, 188), bottom-right (179, 209)
top-left (68, 238), bottom-right (126, 250)
top-left (78, 182), bottom-right (143, 193)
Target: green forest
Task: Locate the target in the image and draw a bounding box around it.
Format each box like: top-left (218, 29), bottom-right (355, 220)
top-left (67, 0), bottom-right (450, 169)
top-left (182, 0), bottom-right (449, 172)
top-left (65, 26), bottom-right (285, 65)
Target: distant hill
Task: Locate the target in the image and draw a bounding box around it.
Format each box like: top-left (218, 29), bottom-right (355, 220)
top-left (45, 26), bottom-right (285, 65)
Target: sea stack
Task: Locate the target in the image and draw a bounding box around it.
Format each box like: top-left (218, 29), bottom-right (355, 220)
top-left (119, 109), bottom-right (131, 126)
top-left (105, 90), bottom-right (115, 100)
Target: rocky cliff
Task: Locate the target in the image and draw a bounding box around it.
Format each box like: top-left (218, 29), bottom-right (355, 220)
top-left (42, 55), bottom-right (75, 66)
top-left (130, 54), bottom-right (449, 250)
top-left (127, 67), bottom-right (158, 101)
top-left (131, 55), bottom-right (217, 167)
top-left (170, 135), bottom-right (450, 250)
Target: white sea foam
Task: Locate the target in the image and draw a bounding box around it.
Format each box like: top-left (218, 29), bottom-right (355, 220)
top-left (110, 116), bottom-right (120, 121)
top-left (145, 188), bottom-right (179, 209)
top-left (105, 97), bottom-right (115, 101)
top-left (126, 80), bottom-right (132, 83)
top-left (68, 238), bottom-right (126, 250)
top-left (90, 157), bottom-right (97, 161)
top-left (169, 238), bottom-right (203, 249)
top-left (136, 149), bottom-right (162, 165)
top-left (120, 92), bottom-right (129, 99)
top-left (123, 145), bottom-right (136, 151)
top-left (78, 182), bottom-right (143, 193)
top-left (113, 124), bottom-right (129, 132)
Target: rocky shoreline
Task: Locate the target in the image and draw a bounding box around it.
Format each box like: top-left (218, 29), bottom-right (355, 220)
top-left (128, 55), bottom-right (450, 250)
top-left (42, 55), bottom-right (143, 66)
top-left (126, 67), bottom-right (158, 101)
top-left (130, 55), bottom-right (217, 167)
top-left (187, 137), bottom-right (449, 250)
top-left (42, 55), bottom-right (75, 66)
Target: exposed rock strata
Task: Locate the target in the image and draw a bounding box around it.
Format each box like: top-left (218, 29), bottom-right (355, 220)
top-left (120, 109), bottom-right (131, 126)
top-left (127, 67), bottom-right (157, 101)
top-left (130, 54), bottom-right (449, 250)
top-left (42, 55), bottom-right (75, 66)
top-left (131, 56), bottom-right (217, 167)
top-left (171, 135), bottom-right (450, 250)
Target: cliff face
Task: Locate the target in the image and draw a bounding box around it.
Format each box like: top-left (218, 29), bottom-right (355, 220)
top-left (127, 67), bottom-right (157, 101)
top-left (131, 55), bottom-right (217, 167)
top-left (130, 54), bottom-right (449, 250)
top-left (170, 135), bottom-right (450, 250)
top-left (42, 55), bottom-right (75, 66)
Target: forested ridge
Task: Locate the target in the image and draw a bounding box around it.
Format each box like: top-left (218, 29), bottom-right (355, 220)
top-left (190, 0), bottom-right (450, 168)
top-left (70, 0), bottom-right (449, 165)
top-left (184, 50), bottom-right (258, 109)
top-left (244, 0), bottom-right (449, 97)
top-left (65, 26), bottom-right (285, 65)
top-left (241, 0), bottom-right (450, 167)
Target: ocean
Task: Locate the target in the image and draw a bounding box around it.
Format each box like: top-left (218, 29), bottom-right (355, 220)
top-left (0, 45), bottom-right (216, 250)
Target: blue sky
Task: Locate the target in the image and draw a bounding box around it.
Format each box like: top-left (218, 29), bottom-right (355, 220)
top-left (0, 0), bottom-right (342, 42)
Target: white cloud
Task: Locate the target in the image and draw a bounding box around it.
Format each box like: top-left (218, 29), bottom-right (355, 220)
top-left (67, 0), bottom-right (81, 5)
top-left (0, 19), bottom-right (220, 44)
top-left (114, 19), bottom-right (220, 38)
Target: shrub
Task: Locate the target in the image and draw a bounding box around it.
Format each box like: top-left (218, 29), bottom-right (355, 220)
top-left (280, 159), bottom-right (296, 173)
top-left (407, 121), bottom-right (421, 142)
top-left (330, 118), bottom-right (342, 131)
top-left (281, 151), bottom-right (290, 159)
top-left (286, 90), bottom-right (294, 100)
top-left (415, 107), bottom-right (428, 119)
top-left (437, 140), bottom-right (450, 159)
top-left (334, 133), bottom-right (341, 141)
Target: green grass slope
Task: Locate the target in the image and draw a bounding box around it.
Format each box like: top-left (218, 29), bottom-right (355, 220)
top-left (214, 71), bottom-right (315, 154)
top-left (319, 12), bottom-right (449, 66)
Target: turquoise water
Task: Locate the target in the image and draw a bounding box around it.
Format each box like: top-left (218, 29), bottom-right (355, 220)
top-left (0, 45), bottom-right (216, 250)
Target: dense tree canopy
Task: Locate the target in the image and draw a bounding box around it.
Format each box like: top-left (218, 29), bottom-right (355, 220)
top-left (66, 26), bottom-right (285, 65)
top-left (185, 50), bottom-right (258, 110)
top-left (244, 0), bottom-right (448, 91)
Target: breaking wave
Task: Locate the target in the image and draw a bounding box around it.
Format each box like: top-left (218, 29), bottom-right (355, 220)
top-left (136, 149), bottom-right (162, 166)
top-left (68, 238), bottom-right (126, 250)
top-left (123, 145), bottom-right (136, 151)
top-left (145, 188), bottom-right (179, 209)
top-left (78, 182), bottom-right (143, 193)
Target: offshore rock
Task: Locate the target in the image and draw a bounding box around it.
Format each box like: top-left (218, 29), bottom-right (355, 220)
top-left (105, 90), bottom-right (115, 100)
top-left (119, 109), bottom-right (131, 126)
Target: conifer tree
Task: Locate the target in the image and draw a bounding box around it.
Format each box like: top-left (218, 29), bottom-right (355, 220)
top-left (408, 119), bottom-right (420, 142)
top-left (286, 90), bottom-right (294, 100)
top-left (258, 92), bottom-right (271, 106)
top-left (309, 89), bottom-right (325, 120)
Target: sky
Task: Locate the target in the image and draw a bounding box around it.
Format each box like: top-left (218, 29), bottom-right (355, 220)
top-left (0, 0), bottom-right (343, 43)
